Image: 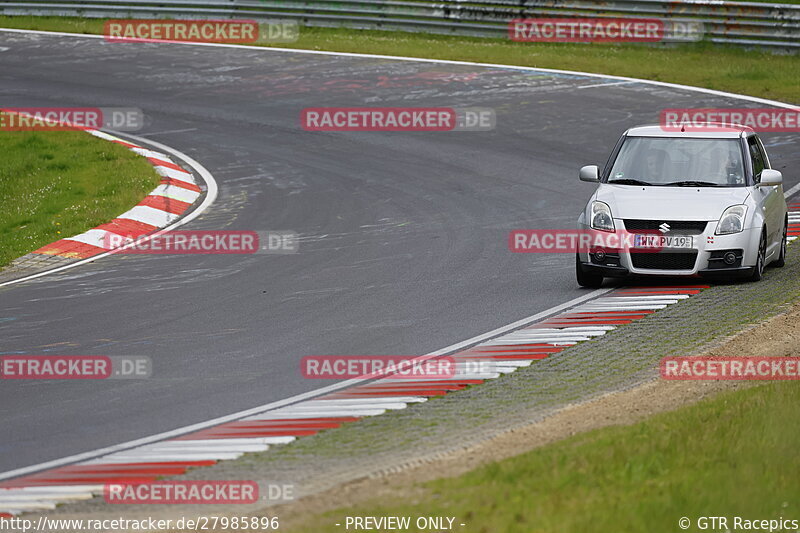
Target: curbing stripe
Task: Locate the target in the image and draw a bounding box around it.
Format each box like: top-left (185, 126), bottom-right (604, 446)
top-left (129, 147), bottom-right (169, 160)
top-left (115, 205), bottom-right (180, 228)
top-left (34, 240), bottom-right (107, 260)
top-left (160, 177), bottom-right (203, 193)
top-left (149, 184), bottom-right (202, 204)
top-left (137, 195), bottom-right (193, 215)
top-left (95, 218), bottom-right (158, 238)
top-left (154, 165), bottom-right (197, 184)
top-left (147, 157), bottom-right (185, 172)
top-left (58, 229), bottom-right (117, 250)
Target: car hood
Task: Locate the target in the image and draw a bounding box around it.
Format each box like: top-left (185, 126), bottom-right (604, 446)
top-left (595, 184), bottom-right (751, 221)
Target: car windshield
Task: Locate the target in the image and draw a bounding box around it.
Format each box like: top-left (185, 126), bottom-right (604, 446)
top-left (607, 137), bottom-right (746, 187)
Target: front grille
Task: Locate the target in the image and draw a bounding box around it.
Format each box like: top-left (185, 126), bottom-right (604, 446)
top-left (624, 220), bottom-right (708, 235)
top-left (630, 252), bottom-right (698, 270)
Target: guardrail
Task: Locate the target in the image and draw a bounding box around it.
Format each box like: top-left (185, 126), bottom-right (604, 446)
top-left (2, 0), bottom-right (799, 50)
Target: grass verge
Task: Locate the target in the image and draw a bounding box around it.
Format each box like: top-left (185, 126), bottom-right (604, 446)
top-left (0, 116), bottom-right (160, 267)
top-left (292, 382), bottom-right (800, 533)
top-left (1, 17), bottom-right (798, 104)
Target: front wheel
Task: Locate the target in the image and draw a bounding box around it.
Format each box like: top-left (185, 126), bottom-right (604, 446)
top-left (749, 229), bottom-right (767, 282)
top-left (576, 253), bottom-right (604, 288)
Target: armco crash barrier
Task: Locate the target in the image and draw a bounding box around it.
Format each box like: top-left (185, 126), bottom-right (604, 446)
top-left (1, 0), bottom-right (798, 50)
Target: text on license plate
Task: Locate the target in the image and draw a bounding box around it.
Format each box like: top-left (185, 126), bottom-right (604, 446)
top-left (633, 234), bottom-right (694, 249)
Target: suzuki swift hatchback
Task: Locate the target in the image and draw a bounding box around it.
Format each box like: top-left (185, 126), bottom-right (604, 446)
top-left (576, 124), bottom-right (788, 288)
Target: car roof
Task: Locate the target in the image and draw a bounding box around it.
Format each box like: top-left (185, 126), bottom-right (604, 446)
top-left (625, 123), bottom-right (754, 139)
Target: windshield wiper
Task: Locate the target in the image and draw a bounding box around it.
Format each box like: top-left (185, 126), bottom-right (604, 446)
top-left (663, 181), bottom-right (721, 187)
top-left (607, 178), bottom-right (653, 186)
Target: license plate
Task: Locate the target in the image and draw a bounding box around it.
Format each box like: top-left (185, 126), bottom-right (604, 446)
top-left (633, 234), bottom-right (694, 249)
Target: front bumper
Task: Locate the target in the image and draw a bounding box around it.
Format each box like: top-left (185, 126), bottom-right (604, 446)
top-left (577, 221), bottom-right (761, 278)
top-left (697, 266), bottom-right (756, 279)
top-left (580, 262), bottom-right (629, 278)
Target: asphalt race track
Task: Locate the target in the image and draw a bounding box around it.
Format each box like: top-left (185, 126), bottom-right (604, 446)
top-left (1, 31), bottom-right (798, 474)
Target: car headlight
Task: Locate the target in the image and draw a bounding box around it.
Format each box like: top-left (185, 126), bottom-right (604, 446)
top-left (590, 201), bottom-right (615, 233)
top-left (715, 205), bottom-right (748, 235)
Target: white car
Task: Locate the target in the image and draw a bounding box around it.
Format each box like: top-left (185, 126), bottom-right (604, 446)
top-left (576, 124), bottom-right (788, 287)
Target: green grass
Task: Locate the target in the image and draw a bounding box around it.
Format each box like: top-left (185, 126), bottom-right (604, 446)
top-left (293, 382), bottom-right (800, 533)
top-left (0, 116), bottom-right (161, 266)
top-left (1, 17), bottom-right (799, 104)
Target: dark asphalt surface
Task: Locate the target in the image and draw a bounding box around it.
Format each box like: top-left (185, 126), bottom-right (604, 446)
top-left (0, 31), bottom-right (797, 474)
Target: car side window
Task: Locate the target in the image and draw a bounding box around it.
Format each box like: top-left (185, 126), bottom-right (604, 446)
top-left (747, 136), bottom-right (765, 181)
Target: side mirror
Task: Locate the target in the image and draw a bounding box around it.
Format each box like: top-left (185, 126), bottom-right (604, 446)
top-left (758, 169), bottom-right (782, 187)
top-left (579, 165), bottom-right (600, 183)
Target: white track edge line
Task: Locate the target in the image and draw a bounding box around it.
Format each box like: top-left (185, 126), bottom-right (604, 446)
top-left (784, 182), bottom-right (800, 199)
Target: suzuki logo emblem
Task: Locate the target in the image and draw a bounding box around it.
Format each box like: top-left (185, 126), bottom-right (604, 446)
top-left (659, 223), bottom-right (671, 234)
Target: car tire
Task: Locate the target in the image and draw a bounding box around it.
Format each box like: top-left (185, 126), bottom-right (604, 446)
top-left (576, 253), bottom-right (604, 288)
top-left (748, 229), bottom-right (767, 282)
top-left (773, 216), bottom-right (787, 268)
